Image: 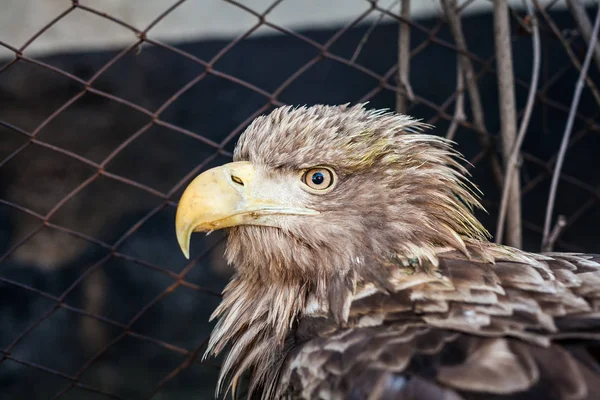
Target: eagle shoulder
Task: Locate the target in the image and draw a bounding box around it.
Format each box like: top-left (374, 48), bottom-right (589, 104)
top-left (273, 252), bottom-right (600, 400)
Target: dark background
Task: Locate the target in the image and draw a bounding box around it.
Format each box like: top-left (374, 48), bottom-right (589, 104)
top-left (1, 6), bottom-right (599, 400)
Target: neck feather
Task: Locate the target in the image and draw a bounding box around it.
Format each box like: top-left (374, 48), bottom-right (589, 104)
top-left (204, 239), bottom-right (510, 398)
top-left (205, 274), bottom-right (308, 397)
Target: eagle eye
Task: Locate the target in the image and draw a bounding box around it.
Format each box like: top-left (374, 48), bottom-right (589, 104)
top-left (301, 167), bottom-right (335, 192)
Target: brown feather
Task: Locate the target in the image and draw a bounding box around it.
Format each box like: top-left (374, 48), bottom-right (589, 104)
top-left (271, 252), bottom-right (600, 399)
top-left (190, 105), bottom-right (600, 399)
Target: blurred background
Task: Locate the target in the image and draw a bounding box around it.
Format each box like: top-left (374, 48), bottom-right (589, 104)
top-left (1, 0), bottom-right (599, 399)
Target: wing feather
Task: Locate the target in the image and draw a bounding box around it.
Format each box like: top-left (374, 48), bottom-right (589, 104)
top-left (273, 252), bottom-right (600, 399)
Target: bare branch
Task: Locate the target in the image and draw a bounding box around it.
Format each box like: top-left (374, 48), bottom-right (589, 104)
top-left (352, 1), bottom-right (402, 64)
top-left (440, 0), bottom-right (505, 190)
top-left (542, 3), bottom-right (600, 251)
top-left (566, 0), bottom-right (600, 73)
top-left (396, 0), bottom-right (414, 113)
top-left (445, 57), bottom-right (465, 140)
top-left (542, 215), bottom-right (567, 252)
top-left (534, 0), bottom-right (600, 107)
top-left (493, 0), bottom-right (522, 248)
top-left (496, 0), bottom-right (540, 245)
top-left (350, 7), bottom-right (387, 63)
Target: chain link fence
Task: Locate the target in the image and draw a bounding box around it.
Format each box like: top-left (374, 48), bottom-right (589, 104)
top-left (1, 1), bottom-right (599, 399)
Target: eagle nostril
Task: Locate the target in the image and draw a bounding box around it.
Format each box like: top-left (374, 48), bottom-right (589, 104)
top-left (231, 175), bottom-right (244, 186)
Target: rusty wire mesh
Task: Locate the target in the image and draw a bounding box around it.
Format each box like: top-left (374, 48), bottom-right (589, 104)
top-left (1, 0), bottom-right (599, 399)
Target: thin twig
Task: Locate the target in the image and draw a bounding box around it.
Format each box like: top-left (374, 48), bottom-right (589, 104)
top-left (566, 0), bottom-right (600, 73)
top-left (496, 0), bottom-right (541, 244)
top-left (350, 8), bottom-right (387, 63)
top-left (352, 0), bottom-right (402, 63)
top-left (457, 0), bottom-right (478, 12)
top-left (445, 58), bottom-right (465, 140)
top-left (543, 215), bottom-right (567, 252)
top-left (396, 0), bottom-right (414, 113)
top-left (440, 0), bottom-right (505, 190)
top-left (534, 0), bottom-right (600, 107)
top-left (542, 3), bottom-right (600, 251)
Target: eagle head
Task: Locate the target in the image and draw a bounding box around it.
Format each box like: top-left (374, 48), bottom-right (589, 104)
top-left (176, 103), bottom-right (488, 285)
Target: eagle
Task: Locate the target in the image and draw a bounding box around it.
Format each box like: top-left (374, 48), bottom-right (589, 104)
top-left (175, 104), bottom-right (600, 400)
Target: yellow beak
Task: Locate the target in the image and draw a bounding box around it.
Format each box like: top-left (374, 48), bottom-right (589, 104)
top-left (175, 161), bottom-right (318, 259)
